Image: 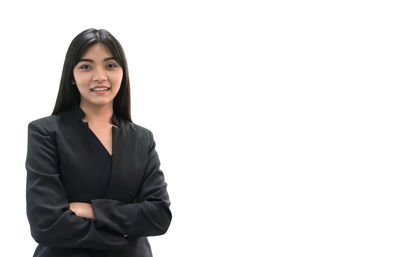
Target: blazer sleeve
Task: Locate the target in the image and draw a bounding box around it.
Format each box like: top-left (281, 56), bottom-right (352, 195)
top-left (25, 121), bottom-right (130, 249)
top-left (90, 130), bottom-right (172, 237)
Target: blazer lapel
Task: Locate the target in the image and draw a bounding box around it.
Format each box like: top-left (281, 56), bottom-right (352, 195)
top-left (105, 120), bottom-right (141, 202)
top-left (76, 121), bottom-right (100, 197)
top-left (105, 125), bottom-right (121, 199)
top-left (60, 105), bottom-right (99, 200)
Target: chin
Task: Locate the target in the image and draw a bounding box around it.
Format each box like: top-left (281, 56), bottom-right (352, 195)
top-left (82, 98), bottom-right (114, 107)
top-left (93, 101), bottom-right (114, 106)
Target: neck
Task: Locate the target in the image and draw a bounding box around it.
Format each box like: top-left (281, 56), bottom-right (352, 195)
top-left (80, 102), bottom-right (114, 125)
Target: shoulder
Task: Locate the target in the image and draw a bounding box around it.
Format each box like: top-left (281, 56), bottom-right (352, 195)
top-left (119, 119), bottom-right (155, 143)
top-left (117, 118), bottom-right (158, 154)
top-left (26, 115), bottom-right (63, 145)
top-left (116, 119), bottom-right (158, 155)
top-left (27, 114), bottom-right (61, 132)
top-left (27, 108), bottom-right (76, 138)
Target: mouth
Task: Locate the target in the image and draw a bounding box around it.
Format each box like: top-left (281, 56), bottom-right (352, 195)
top-left (90, 87), bottom-right (110, 92)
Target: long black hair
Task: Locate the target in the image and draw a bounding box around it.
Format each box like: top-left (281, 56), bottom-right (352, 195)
top-left (52, 28), bottom-right (132, 122)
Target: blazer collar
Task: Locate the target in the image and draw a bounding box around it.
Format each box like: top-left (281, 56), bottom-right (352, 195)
top-left (70, 104), bottom-right (121, 128)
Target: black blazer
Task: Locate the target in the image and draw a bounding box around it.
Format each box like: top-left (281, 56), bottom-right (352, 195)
top-left (25, 105), bottom-right (172, 257)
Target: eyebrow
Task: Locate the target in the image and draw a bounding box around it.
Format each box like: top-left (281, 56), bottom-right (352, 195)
top-left (78, 57), bottom-right (116, 63)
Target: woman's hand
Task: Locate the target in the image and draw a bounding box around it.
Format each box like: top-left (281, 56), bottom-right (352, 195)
top-left (69, 202), bottom-right (96, 220)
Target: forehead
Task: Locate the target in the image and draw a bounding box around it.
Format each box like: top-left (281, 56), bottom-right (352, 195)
top-left (81, 43), bottom-right (113, 58)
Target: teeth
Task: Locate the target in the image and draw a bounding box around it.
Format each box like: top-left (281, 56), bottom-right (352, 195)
top-left (92, 88), bottom-right (109, 91)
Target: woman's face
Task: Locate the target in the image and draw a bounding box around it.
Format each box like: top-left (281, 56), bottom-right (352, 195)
top-left (73, 43), bottom-right (123, 108)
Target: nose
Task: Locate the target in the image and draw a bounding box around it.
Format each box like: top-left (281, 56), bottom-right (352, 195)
top-left (92, 67), bottom-right (107, 82)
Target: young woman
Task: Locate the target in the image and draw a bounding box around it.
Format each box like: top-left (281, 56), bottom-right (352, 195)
top-left (25, 28), bottom-right (172, 257)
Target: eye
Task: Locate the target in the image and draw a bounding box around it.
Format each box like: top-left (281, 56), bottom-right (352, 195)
top-left (78, 64), bottom-right (91, 70)
top-left (106, 63), bottom-right (118, 69)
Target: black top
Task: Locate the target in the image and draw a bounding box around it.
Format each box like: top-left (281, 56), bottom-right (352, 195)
top-left (85, 127), bottom-right (112, 257)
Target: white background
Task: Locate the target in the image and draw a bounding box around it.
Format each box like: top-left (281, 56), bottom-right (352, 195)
top-left (0, 0), bottom-right (399, 256)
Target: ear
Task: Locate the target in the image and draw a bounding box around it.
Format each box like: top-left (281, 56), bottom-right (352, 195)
top-left (71, 80), bottom-right (76, 85)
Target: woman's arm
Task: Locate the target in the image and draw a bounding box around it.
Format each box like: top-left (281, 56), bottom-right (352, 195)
top-left (26, 121), bottom-right (130, 249)
top-left (70, 202), bottom-right (128, 237)
top-left (90, 130), bottom-right (172, 237)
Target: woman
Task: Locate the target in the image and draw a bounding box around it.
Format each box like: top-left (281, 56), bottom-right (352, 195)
top-left (25, 28), bottom-right (172, 257)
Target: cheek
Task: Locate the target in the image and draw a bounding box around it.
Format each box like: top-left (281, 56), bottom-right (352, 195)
top-left (116, 70), bottom-right (123, 82)
top-left (73, 71), bottom-right (89, 85)
top-left (112, 70), bottom-right (123, 86)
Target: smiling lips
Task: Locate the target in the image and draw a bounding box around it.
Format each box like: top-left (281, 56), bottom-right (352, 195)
top-left (91, 87), bottom-right (110, 94)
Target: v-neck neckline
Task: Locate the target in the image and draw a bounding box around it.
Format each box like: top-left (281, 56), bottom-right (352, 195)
top-left (88, 127), bottom-right (112, 156)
